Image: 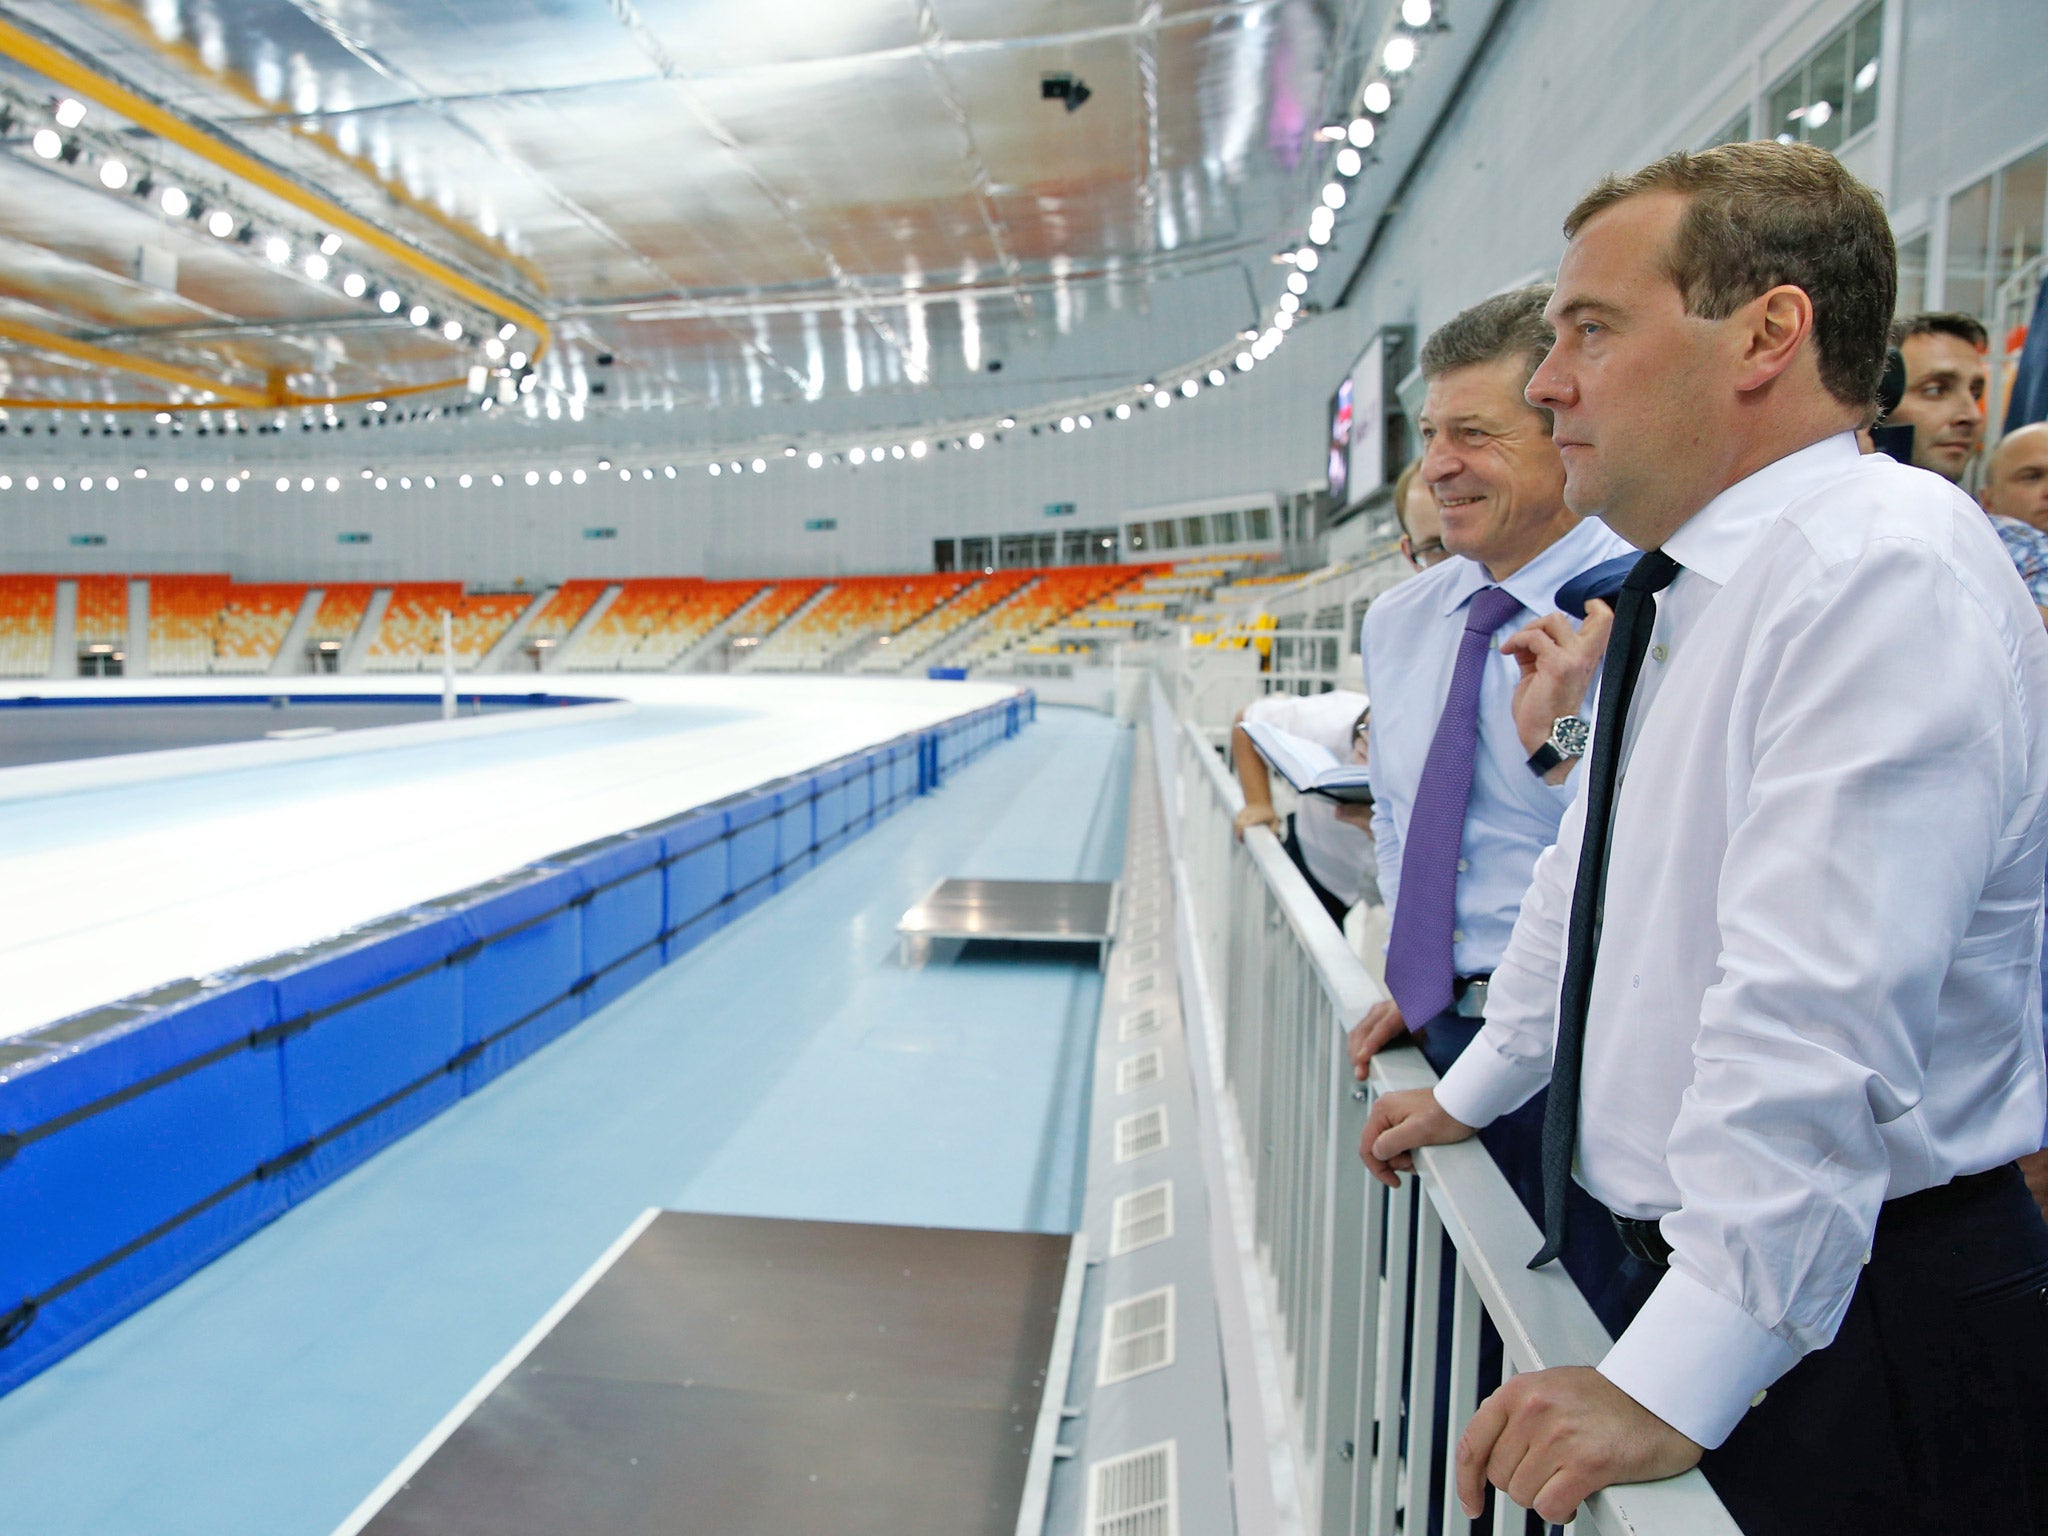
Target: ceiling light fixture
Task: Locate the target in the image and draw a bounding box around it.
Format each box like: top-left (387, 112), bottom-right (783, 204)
top-left (208, 209), bottom-right (236, 238)
top-left (98, 160), bottom-right (128, 190)
top-left (304, 253), bottom-right (329, 280)
top-left (1181, 378), bottom-right (1199, 397)
top-left (1362, 80), bottom-right (1393, 113)
top-left (1335, 146), bottom-right (1363, 177)
top-left (320, 233), bottom-right (342, 256)
top-left (54, 98), bottom-right (87, 128)
top-left (1287, 271), bottom-right (1309, 294)
top-left (1383, 35), bottom-right (1417, 72)
top-left (408, 304), bottom-right (430, 326)
top-left (442, 319), bottom-right (463, 341)
top-left (264, 236), bottom-right (290, 264)
top-left (31, 129), bottom-right (60, 159)
top-left (1402, 0), bottom-right (1434, 26)
top-left (342, 273), bottom-right (367, 298)
top-left (1348, 118), bottom-right (1376, 149)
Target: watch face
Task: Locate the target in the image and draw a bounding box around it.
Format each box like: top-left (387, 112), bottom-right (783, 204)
top-left (1552, 716), bottom-right (1591, 756)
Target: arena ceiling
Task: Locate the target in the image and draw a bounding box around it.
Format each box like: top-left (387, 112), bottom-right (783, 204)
top-left (0, 0), bottom-right (1447, 449)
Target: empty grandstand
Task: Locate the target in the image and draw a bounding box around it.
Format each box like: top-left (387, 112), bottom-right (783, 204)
top-left (951, 565), bottom-right (1158, 666)
top-left (742, 573), bottom-right (971, 671)
top-left (147, 575), bottom-right (232, 676)
top-left (363, 585), bottom-right (531, 671)
top-left (303, 585), bottom-right (378, 670)
top-left (558, 578), bottom-right (767, 671)
top-left (213, 586), bottom-right (312, 673)
top-left (857, 570), bottom-right (1037, 672)
top-left (0, 576), bottom-right (54, 678)
top-left (520, 580), bottom-right (611, 666)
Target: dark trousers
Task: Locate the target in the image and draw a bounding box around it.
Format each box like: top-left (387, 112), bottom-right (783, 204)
top-left (1281, 819), bottom-right (1352, 928)
top-left (1599, 1163), bottom-right (2048, 1536)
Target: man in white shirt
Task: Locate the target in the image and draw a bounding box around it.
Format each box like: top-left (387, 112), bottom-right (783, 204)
top-left (1347, 287), bottom-right (1631, 1247)
top-left (1231, 688), bottom-right (1376, 922)
top-left (1362, 143), bottom-right (2048, 1533)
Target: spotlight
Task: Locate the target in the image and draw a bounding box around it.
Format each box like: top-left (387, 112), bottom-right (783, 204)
top-left (1059, 416), bottom-right (1075, 433)
top-left (459, 473), bottom-right (472, 488)
top-left (325, 476), bottom-right (339, 492)
top-left (1322, 182), bottom-right (1346, 210)
top-left (1154, 390), bottom-right (1171, 407)
top-left (572, 468), bottom-right (585, 484)
top-left (548, 469), bottom-right (562, 485)
top-left (485, 338), bottom-right (504, 360)
top-left (807, 451), bottom-right (823, 468)
top-left (968, 431), bottom-right (985, 449)
top-left (176, 476), bottom-right (189, 492)
top-left (1078, 414), bottom-right (1091, 428)
top-left (375, 477), bottom-right (387, 490)
top-left (265, 236), bottom-right (291, 264)
top-left (305, 253), bottom-right (329, 280)
top-left (910, 440), bottom-right (927, 458)
top-left (1349, 118), bottom-right (1376, 149)
top-left (54, 98), bottom-right (87, 129)
top-left (709, 462), bottom-right (722, 476)
top-left (1208, 369), bottom-right (1226, 386)
top-left (664, 465), bottom-right (676, 478)
top-left (1113, 403), bottom-right (1131, 419)
top-left (158, 186), bottom-right (190, 218)
top-left (499, 323), bottom-right (517, 340)
top-left (508, 351), bottom-right (528, 369)
top-left (751, 457), bottom-right (766, 472)
top-left (442, 319), bottom-right (463, 341)
top-left (1181, 378), bottom-right (1199, 397)
top-left (208, 209), bottom-right (237, 238)
top-left (1362, 80), bottom-right (1393, 113)
top-left (850, 447), bottom-right (866, 465)
top-left (320, 233), bottom-right (342, 256)
top-left (1383, 35), bottom-right (1417, 72)
top-left (1274, 311), bottom-right (1294, 330)
top-left (1402, 0), bottom-right (1433, 27)
top-left (1296, 247), bottom-right (1319, 271)
top-left (31, 129), bottom-right (60, 159)
top-left (524, 470), bottom-right (539, 485)
top-left (1236, 352), bottom-right (1254, 370)
top-left (1336, 146), bottom-right (1363, 177)
top-left (1287, 271), bottom-right (1308, 294)
top-left (408, 304), bottom-right (430, 326)
top-left (98, 160), bottom-right (128, 189)
top-left (999, 416), bottom-right (1016, 429)
top-left (378, 289), bottom-right (401, 313)
top-left (276, 476), bottom-right (290, 491)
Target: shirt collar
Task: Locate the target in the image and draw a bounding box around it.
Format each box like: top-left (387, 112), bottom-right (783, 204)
top-left (1661, 431), bottom-right (1861, 585)
top-left (1435, 515), bottom-right (1623, 621)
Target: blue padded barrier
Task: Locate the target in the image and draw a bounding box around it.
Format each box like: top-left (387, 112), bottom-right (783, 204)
top-left (0, 689), bottom-right (1036, 1398)
top-left (561, 833), bottom-right (667, 1015)
top-left (0, 975), bottom-right (283, 1398)
top-left (431, 865), bottom-right (587, 1093)
top-left (772, 778), bottom-right (817, 889)
top-left (251, 910), bottom-right (469, 1203)
top-left (656, 808), bottom-right (730, 963)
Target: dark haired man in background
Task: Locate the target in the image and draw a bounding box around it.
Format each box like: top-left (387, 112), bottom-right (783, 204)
top-left (1887, 310), bottom-right (1989, 481)
top-left (1363, 143), bottom-right (2048, 1533)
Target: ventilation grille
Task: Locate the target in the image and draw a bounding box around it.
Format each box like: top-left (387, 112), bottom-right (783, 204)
top-left (1087, 1440), bottom-right (1179, 1536)
top-left (1128, 918), bottom-right (1157, 943)
top-left (1115, 1049), bottom-right (1164, 1094)
top-left (1122, 971), bottom-right (1155, 999)
top-left (1125, 941), bottom-right (1158, 967)
top-left (1114, 1105), bottom-right (1168, 1163)
top-left (1119, 1007), bottom-right (1161, 1042)
top-left (1110, 1181), bottom-right (1174, 1256)
top-left (1098, 1285), bottom-right (1176, 1384)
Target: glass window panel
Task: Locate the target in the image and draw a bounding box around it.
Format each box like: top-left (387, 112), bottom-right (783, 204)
top-left (1896, 232), bottom-right (1930, 317)
top-left (1211, 511), bottom-right (1241, 544)
top-left (1182, 516), bottom-right (1209, 548)
top-left (1152, 519), bottom-right (1178, 550)
top-left (1125, 522), bottom-right (1147, 551)
top-left (933, 538), bottom-right (956, 572)
top-left (1768, 72), bottom-right (1806, 145)
top-left (998, 534), bottom-right (1034, 569)
top-left (1806, 38), bottom-right (1848, 152)
top-left (1246, 505), bottom-right (1272, 541)
top-left (961, 536), bottom-right (992, 571)
top-left (1946, 176), bottom-right (1995, 319)
top-left (1994, 147), bottom-right (2048, 313)
top-left (1704, 108), bottom-right (1752, 149)
top-left (1036, 532), bottom-right (1058, 565)
top-left (1849, 5), bottom-right (1882, 134)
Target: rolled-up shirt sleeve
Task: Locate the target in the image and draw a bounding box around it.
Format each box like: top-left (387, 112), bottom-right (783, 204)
top-left (1599, 537), bottom-right (2036, 1448)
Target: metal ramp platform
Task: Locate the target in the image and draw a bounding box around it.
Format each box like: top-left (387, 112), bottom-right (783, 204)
top-left (896, 878), bottom-right (1119, 967)
top-left (338, 1212), bottom-right (1086, 1536)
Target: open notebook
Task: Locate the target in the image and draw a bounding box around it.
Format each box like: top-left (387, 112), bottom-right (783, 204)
top-left (1241, 719), bottom-right (1375, 804)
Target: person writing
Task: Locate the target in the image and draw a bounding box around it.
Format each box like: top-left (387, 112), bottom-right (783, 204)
top-left (1360, 142), bottom-right (2048, 1533)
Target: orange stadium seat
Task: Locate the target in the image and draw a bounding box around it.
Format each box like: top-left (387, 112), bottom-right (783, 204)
top-left (212, 585), bottom-right (311, 673)
top-left (147, 575), bottom-right (232, 675)
top-left (0, 575), bottom-right (56, 678)
top-left (747, 573), bottom-right (971, 670)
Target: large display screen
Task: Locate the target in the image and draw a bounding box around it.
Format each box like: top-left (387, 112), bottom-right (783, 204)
top-left (1326, 375), bottom-right (1354, 507)
top-left (1327, 336), bottom-right (1388, 512)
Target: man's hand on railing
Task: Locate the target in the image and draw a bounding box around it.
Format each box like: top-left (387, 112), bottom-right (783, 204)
top-left (1357, 1086), bottom-right (1477, 1185)
top-left (1232, 802), bottom-right (1281, 840)
top-left (1346, 999), bottom-right (1408, 1077)
top-left (1456, 1366), bottom-right (1704, 1525)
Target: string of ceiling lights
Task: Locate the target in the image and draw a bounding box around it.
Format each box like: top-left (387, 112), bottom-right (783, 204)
top-left (0, 2), bottom-right (1438, 496)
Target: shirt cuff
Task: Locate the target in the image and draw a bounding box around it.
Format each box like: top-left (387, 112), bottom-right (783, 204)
top-left (1597, 1265), bottom-right (1801, 1450)
top-left (1431, 1031), bottom-right (1548, 1129)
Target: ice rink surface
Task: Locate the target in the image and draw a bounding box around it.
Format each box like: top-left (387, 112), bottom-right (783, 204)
top-left (0, 673), bottom-right (1019, 1039)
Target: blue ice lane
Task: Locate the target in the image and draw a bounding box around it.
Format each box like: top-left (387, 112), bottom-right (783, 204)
top-left (0, 707), bottom-right (1131, 1536)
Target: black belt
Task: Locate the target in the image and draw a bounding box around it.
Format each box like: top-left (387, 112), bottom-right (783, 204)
top-left (1609, 1163), bottom-right (2019, 1270)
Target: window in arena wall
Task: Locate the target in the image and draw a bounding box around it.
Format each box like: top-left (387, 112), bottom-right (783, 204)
top-left (1701, 106), bottom-right (1753, 150)
top-left (1765, 2), bottom-right (1880, 153)
top-left (961, 536), bottom-right (992, 571)
top-left (1126, 522), bottom-right (1148, 553)
top-left (1992, 148), bottom-right (2047, 320)
top-left (1895, 231), bottom-right (1930, 317)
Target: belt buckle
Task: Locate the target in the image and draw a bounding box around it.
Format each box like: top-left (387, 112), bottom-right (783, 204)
top-left (1454, 977), bottom-right (1488, 1019)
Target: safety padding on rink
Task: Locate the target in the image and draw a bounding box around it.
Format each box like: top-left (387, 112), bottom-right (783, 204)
top-left (0, 691), bottom-right (1034, 1398)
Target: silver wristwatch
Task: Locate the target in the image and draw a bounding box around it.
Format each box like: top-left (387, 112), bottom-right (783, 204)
top-left (1527, 714), bottom-right (1590, 776)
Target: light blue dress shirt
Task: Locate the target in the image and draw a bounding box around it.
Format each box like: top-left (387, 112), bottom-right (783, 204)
top-left (1361, 515), bottom-right (1635, 981)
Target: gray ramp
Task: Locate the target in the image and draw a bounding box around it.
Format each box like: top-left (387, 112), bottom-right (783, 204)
top-left (346, 1212), bottom-right (1082, 1536)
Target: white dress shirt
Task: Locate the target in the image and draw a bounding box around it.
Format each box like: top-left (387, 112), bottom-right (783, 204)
top-left (1362, 515), bottom-right (1634, 977)
top-left (1433, 433), bottom-right (2048, 1449)
top-left (1244, 688), bottom-right (1376, 906)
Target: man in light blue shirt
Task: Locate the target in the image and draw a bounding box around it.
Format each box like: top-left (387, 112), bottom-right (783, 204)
top-left (1347, 286), bottom-right (1631, 1228)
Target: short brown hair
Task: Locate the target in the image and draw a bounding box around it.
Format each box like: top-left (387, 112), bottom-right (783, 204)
top-left (1890, 311), bottom-right (1988, 352)
top-left (1390, 456), bottom-right (1425, 536)
top-left (1563, 141), bottom-right (1895, 412)
top-left (1420, 285), bottom-right (1557, 428)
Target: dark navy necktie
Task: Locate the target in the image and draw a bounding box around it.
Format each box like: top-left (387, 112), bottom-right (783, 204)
top-left (1531, 550), bottom-right (1681, 1270)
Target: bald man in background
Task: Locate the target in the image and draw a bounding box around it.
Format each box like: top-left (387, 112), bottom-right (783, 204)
top-left (1983, 421), bottom-right (2048, 534)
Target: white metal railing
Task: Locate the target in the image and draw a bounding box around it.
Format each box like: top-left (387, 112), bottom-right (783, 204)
top-left (1160, 684), bottom-right (1740, 1536)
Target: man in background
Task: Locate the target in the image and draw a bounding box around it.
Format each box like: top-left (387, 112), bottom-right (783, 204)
top-left (1392, 456), bottom-right (1451, 570)
top-left (1886, 311), bottom-right (1989, 481)
top-left (1982, 419), bottom-right (2048, 533)
top-left (1348, 285), bottom-right (1630, 1241)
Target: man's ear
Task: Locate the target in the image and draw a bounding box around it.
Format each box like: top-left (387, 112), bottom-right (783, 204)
top-left (1734, 284), bottom-right (1815, 395)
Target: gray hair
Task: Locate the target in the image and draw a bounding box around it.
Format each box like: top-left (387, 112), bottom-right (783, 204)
top-left (1419, 284), bottom-right (1556, 426)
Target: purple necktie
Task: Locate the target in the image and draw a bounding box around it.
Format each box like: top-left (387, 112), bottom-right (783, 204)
top-left (1384, 584), bottom-right (1525, 1025)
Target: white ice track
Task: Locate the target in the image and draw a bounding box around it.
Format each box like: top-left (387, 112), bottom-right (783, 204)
top-left (0, 674), bottom-right (1021, 1042)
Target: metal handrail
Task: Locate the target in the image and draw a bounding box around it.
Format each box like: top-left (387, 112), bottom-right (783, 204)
top-left (1163, 685), bottom-right (1740, 1535)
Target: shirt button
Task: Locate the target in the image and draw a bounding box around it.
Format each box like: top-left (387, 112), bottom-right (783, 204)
top-left (1456, 859), bottom-right (1469, 873)
top-left (1451, 929), bottom-right (1465, 943)
top-left (1862, 1249), bottom-right (1873, 1266)
top-left (1750, 1389), bottom-right (1769, 1408)
top-left (1651, 643), bottom-right (1669, 662)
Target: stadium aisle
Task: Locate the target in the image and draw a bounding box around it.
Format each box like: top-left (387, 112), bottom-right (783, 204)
top-left (0, 706), bottom-right (1130, 1536)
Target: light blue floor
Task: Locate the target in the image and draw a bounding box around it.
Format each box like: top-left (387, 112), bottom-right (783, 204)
top-left (0, 706), bottom-right (1130, 1536)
